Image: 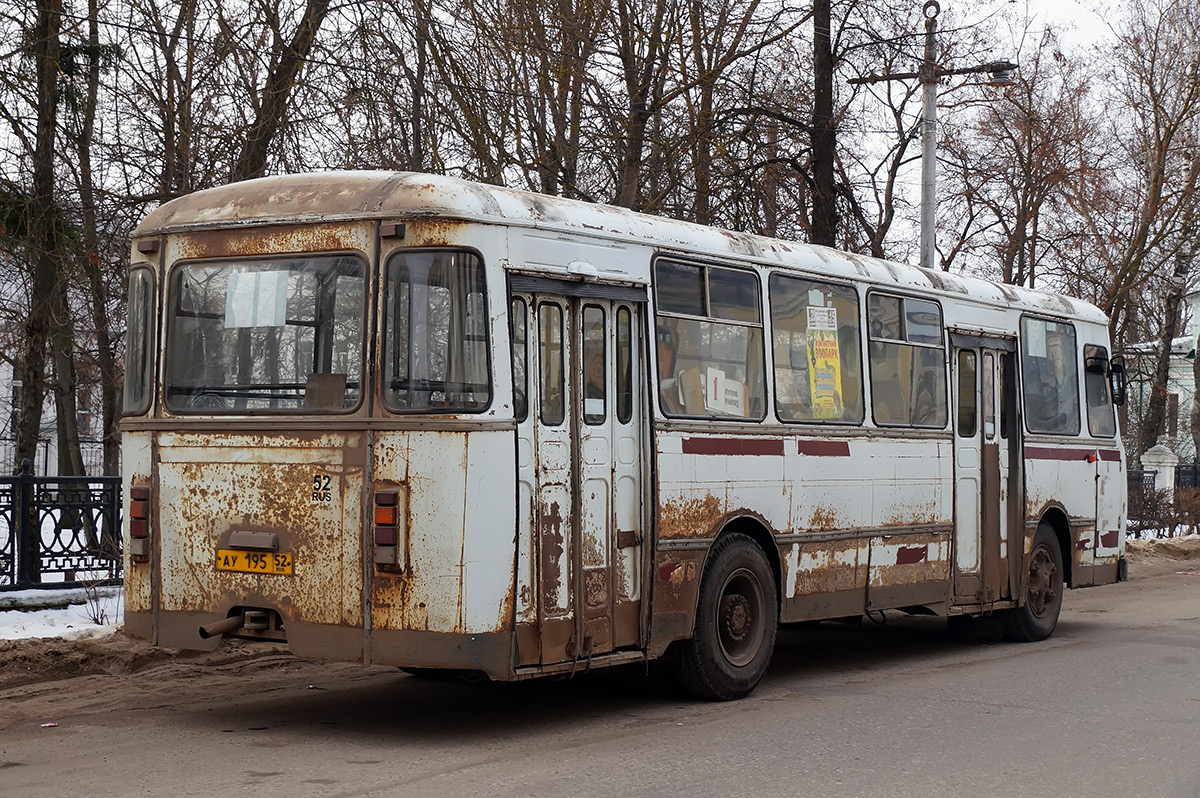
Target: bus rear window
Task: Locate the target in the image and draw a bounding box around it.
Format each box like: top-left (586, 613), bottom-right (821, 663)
top-left (123, 267), bottom-right (156, 416)
top-left (384, 250), bottom-right (491, 413)
top-left (164, 255), bottom-right (366, 413)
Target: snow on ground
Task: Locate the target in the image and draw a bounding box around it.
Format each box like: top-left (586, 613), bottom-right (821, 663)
top-left (0, 587), bottom-right (121, 641)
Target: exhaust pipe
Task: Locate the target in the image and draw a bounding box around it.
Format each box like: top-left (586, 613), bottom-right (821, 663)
top-left (199, 613), bottom-right (245, 640)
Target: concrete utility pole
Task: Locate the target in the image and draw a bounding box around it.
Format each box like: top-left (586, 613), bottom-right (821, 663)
top-left (849, 0), bottom-right (1017, 271)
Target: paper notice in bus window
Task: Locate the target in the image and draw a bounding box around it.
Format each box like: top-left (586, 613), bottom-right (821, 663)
top-left (1026, 319), bottom-right (1047, 358)
top-left (225, 271), bottom-right (289, 328)
top-left (705, 367), bottom-right (746, 416)
top-left (807, 307), bottom-right (842, 419)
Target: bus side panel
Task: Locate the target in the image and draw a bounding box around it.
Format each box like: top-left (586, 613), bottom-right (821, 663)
top-left (1025, 455), bottom-right (1095, 586)
top-left (651, 432), bottom-right (789, 653)
top-left (782, 437), bottom-right (952, 620)
top-left (370, 430), bottom-right (516, 674)
top-left (122, 431), bottom-right (154, 641)
top-left (1093, 451), bottom-right (1126, 584)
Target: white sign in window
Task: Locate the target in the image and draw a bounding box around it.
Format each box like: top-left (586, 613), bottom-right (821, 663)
top-left (225, 271), bottom-right (289, 328)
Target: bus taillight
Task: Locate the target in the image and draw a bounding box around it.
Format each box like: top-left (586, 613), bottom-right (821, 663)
top-left (374, 490), bottom-right (400, 568)
top-left (129, 486), bottom-right (151, 561)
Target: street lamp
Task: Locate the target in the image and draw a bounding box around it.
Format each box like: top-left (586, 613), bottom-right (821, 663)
top-left (850, 1), bottom-right (1017, 270)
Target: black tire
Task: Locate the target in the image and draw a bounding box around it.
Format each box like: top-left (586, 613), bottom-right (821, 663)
top-left (677, 533), bottom-right (778, 700)
top-left (1003, 523), bottom-right (1064, 642)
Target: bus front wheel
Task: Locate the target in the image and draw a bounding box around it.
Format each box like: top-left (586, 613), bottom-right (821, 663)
top-left (678, 533), bottom-right (778, 701)
top-left (1003, 523), bottom-right (1064, 642)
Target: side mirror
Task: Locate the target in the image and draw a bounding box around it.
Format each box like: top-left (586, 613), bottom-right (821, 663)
top-left (1109, 355), bottom-right (1127, 406)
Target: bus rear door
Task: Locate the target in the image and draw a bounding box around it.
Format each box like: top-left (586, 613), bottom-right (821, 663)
top-left (511, 277), bottom-right (649, 667)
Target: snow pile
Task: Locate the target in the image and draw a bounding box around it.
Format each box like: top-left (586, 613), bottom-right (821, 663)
top-left (0, 587), bottom-right (121, 641)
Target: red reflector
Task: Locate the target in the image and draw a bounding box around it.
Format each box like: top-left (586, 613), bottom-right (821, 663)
top-left (375, 505), bottom-right (397, 526)
top-left (375, 525), bottom-right (397, 546)
top-left (130, 518), bottom-right (148, 539)
top-left (130, 486), bottom-right (150, 501)
top-left (375, 491), bottom-right (398, 507)
top-left (130, 499), bottom-right (149, 520)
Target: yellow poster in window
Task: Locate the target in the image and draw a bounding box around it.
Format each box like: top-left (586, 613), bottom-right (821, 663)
top-left (807, 307), bottom-right (843, 419)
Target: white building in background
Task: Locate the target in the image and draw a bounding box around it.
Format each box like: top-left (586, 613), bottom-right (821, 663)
top-left (1123, 292), bottom-right (1200, 467)
top-left (1, 358), bottom-right (106, 477)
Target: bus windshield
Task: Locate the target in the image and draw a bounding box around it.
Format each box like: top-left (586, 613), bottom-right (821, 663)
top-left (164, 255), bottom-right (366, 412)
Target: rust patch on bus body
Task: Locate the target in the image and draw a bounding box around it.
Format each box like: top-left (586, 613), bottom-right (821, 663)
top-left (649, 550), bottom-right (706, 657)
top-left (807, 506), bottom-right (842, 532)
top-left (399, 219), bottom-right (473, 248)
top-left (539, 499), bottom-right (566, 608)
top-left (658, 493), bottom-right (723, 539)
top-left (172, 222), bottom-right (371, 262)
top-left (792, 538), bottom-right (866, 596)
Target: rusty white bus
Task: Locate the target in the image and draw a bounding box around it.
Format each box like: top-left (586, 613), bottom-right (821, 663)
top-left (122, 171), bottom-right (1128, 700)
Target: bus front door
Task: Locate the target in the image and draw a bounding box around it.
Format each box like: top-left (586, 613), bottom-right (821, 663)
top-left (513, 288), bottom-right (647, 667)
top-left (951, 339), bottom-right (1021, 607)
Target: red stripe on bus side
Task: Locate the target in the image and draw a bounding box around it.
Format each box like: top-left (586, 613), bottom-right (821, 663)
top-left (1025, 446), bottom-right (1100, 462)
top-left (681, 437), bottom-right (785, 456)
top-left (796, 440), bottom-right (851, 457)
top-left (1098, 449), bottom-right (1121, 462)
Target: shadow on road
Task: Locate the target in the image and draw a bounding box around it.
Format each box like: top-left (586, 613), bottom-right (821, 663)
top-left (175, 611), bottom-right (1081, 741)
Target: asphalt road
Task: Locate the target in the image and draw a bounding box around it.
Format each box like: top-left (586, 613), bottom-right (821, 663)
top-left (1, 557), bottom-right (1198, 798)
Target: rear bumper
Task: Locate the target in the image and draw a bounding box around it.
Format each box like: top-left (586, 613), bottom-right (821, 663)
top-left (125, 609), bottom-right (514, 679)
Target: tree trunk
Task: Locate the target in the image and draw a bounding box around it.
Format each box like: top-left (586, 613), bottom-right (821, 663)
top-left (231, 0), bottom-right (331, 182)
top-left (79, 0), bottom-right (120, 475)
top-left (1139, 250), bottom-right (1191, 458)
top-left (809, 0), bottom-right (836, 246)
top-left (15, 0), bottom-right (62, 473)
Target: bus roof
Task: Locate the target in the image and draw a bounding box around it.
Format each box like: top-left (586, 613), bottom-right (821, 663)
top-left (135, 170), bottom-right (1109, 326)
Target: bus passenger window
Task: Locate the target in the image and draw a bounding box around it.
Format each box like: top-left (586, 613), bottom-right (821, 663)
top-left (1020, 317), bottom-right (1080, 435)
top-left (768, 274), bottom-right (863, 423)
top-left (867, 294), bottom-right (947, 428)
top-left (583, 305), bottom-right (606, 425)
top-left (653, 259), bottom-right (765, 420)
top-left (1084, 344), bottom-right (1117, 437)
top-left (539, 303), bottom-right (565, 425)
top-left (511, 298), bottom-right (528, 422)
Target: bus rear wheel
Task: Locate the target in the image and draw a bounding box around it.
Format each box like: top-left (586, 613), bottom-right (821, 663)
top-left (678, 533), bottom-right (778, 701)
top-left (1003, 523), bottom-right (1064, 642)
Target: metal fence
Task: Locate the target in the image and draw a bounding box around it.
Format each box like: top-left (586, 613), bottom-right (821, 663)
top-left (0, 459), bottom-right (123, 591)
top-left (1176, 463), bottom-right (1200, 490)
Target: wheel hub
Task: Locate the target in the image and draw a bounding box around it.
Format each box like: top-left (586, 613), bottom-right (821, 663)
top-left (721, 593), bottom-right (752, 643)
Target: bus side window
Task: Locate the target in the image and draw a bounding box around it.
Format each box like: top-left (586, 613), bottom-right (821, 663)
top-left (1084, 344), bottom-right (1116, 437)
top-left (512, 298), bottom-right (528, 422)
top-left (1020, 317), bottom-right (1080, 435)
top-left (768, 273), bottom-right (863, 423)
top-left (653, 259), bottom-right (766, 420)
top-left (868, 294), bottom-right (947, 428)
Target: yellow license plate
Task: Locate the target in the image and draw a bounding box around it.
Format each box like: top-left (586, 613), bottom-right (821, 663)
top-left (216, 549), bottom-right (293, 575)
